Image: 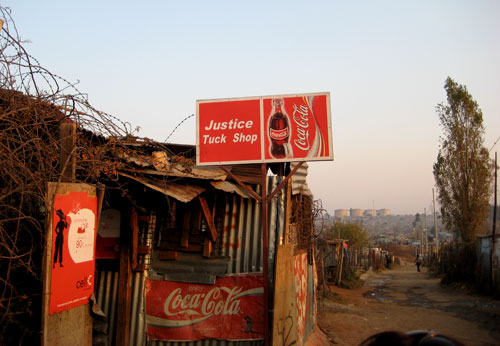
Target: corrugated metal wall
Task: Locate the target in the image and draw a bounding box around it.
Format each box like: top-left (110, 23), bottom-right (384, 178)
top-left (94, 176), bottom-right (285, 346)
top-left (95, 212), bottom-right (155, 346)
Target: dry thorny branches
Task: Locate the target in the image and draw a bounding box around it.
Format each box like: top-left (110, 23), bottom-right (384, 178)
top-left (0, 6), bottom-right (183, 342)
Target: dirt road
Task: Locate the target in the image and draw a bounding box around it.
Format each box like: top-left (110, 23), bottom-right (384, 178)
top-left (317, 264), bottom-right (500, 345)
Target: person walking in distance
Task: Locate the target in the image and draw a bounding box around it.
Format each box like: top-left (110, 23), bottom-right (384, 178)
top-left (415, 254), bottom-right (422, 272)
top-left (53, 209), bottom-right (67, 268)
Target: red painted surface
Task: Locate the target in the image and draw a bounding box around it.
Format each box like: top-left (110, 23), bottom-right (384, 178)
top-left (197, 93), bottom-right (332, 165)
top-left (50, 191), bottom-right (97, 314)
top-left (294, 251), bottom-right (308, 346)
top-left (146, 274), bottom-right (265, 341)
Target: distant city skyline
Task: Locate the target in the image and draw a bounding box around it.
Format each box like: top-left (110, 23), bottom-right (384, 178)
top-left (3, 1), bottom-right (499, 215)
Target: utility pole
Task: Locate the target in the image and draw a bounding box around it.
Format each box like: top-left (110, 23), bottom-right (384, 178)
top-left (424, 208), bottom-right (427, 255)
top-left (433, 188), bottom-right (438, 251)
top-left (492, 152), bottom-right (497, 284)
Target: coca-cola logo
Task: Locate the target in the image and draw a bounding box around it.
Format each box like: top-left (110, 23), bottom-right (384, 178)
top-left (292, 104), bottom-right (310, 151)
top-left (269, 128), bottom-right (288, 141)
top-left (164, 286), bottom-right (242, 318)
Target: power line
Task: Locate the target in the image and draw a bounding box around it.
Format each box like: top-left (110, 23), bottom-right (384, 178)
top-left (164, 113), bottom-right (194, 143)
top-left (490, 135), bottom-right (500, 152)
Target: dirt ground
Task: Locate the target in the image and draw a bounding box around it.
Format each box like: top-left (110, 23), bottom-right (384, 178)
top-left (317, 263), bottom-right (500, 346)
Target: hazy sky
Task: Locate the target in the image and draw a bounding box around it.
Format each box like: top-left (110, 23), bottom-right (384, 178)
top-left (3, 1), bottom-right (499, 215)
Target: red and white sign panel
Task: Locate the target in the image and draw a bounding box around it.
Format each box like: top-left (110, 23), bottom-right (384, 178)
top-left (50, 190), bottom-right (97, 314)
top-left (196, 92), bottom-right (333, 165)
top-left (96, 209), bottom-right (120, 259)
top-left (145, 274), bottom-right (264, 341)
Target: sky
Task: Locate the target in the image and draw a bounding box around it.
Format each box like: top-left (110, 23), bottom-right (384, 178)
top-left (2, 1), bottom-right (499, 215)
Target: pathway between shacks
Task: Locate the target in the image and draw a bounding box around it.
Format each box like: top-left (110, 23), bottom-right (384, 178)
top-left (317, 264), bottom-right (500, 346)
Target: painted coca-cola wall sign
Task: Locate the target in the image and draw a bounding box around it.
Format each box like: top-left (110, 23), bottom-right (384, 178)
top-left (196, 92), bottom-right (333, 165)
top-left (145, 274), bottom-right (264, 341)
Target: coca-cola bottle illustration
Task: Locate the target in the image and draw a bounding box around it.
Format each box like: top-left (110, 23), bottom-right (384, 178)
top-left (268, 98), bottom-right (292, 159)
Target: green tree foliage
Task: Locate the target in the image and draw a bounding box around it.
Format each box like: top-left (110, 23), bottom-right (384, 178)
top-left (433, 77), bottom-right (493, 243)
top-left (328, 220), bottom-right (369, 251)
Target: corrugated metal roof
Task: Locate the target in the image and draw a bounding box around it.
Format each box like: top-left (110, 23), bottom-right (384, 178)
top-left (119, 172), bottom-right (205, 203)
top-left (210, 181), bottom-right (251, 199)
top-left (121, 166), bottom-right (227, 180)
top-left (118, 149), bottom-right (228, 180)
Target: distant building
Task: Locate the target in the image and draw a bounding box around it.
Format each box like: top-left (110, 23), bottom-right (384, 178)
top-left (334, 209), bottom-right (349, 218)
top-left (350, 208), bottom-right (363, 217)
top-left (377, 208), bottom-right (391, 216)
top-left (364, 209), bottom-right (376, 217)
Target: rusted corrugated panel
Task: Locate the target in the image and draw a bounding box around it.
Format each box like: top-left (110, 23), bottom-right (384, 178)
top-left (118, 149), bottom-right (227, 180)
top-left (94, 211), bottom-right (156, 346)
top-left (291, 162), bottom-right (313, 198)
top-left (121, 166), bottom-right (227, 180)
top-left (117, 150), bottom-right (153, 167)
top-left (95, 269), bottom-right (148, 346)
top-left (219, 177), bottom-right (284, 275)
top-left (211, 180), bottom-right (251, 198)
top-left (125, 165), bottom-right (227, 181)
top-left (95, 270), bottom-right (119, 346)
top-left (219, 190), bottom-right (262, 274)
top-left (228, 164), bottom-right (262, 184)
top-left (119, 172), bottom-right (205, 203)
top-left (130, 271), bottom-right (146, 346)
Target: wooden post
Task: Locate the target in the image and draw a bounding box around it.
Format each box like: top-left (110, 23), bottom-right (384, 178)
top-left (283, 180), bottom-right (292, 245)
top-left (337, 242), bottom-right (344, 286)
top-left (116, 205), bottom-right (132, 346)
top-left (59, 123), bottom-right (77, 182)
top-left (42, 183), bottom-right (95, 346)
top-left (492, 152), bottom-right (497, 284)
top-left (261, 163), bottom-right (269, 346)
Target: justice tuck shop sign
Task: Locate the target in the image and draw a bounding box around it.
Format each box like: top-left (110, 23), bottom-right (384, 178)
top-left (196, 92), bottom-right (333, 165)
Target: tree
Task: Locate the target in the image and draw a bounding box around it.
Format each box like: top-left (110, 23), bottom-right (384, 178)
top-left (433, 77), bottom-right (493, 243)
top-left (328, 220), bottom-right (369, 251)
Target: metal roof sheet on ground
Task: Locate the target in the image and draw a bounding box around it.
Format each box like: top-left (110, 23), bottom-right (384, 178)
top-left (119, 171), bottom-right (205, 203)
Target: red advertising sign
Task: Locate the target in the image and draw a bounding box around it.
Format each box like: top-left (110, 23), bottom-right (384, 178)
top-left (96, 208), bottom-right (120, 259)
top-left (145, 274), bottom-right (264, 341)
top-left (197, 92), bottom-right (333, 165)
top-left (50, 190), bottom-right (97, 314)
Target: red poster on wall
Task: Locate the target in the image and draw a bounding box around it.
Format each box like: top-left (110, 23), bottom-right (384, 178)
top-left (145, 274), bottom-right (264, 341)
top-left (49, 190), bottom-right (97, 314)
top-left (196, 92), bottom-right (333, 165)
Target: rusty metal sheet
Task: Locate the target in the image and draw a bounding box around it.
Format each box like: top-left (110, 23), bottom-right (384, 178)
top-left (211, 180), bottom-right (251, 198)
top-left (150, 151), bottom-right (228, 180)
top-left (229, 164), bottom-right (262, 184)
top-left (123, 166), bottom-right (227, 180)
top-left (119, 172), bottom-right (205, 203)
top-left (117, 151), bottom-right (152, 167)
top-left (291, 162), bottom-right (313, 198)
top-left (118, 150), bottom-right (227, 180)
